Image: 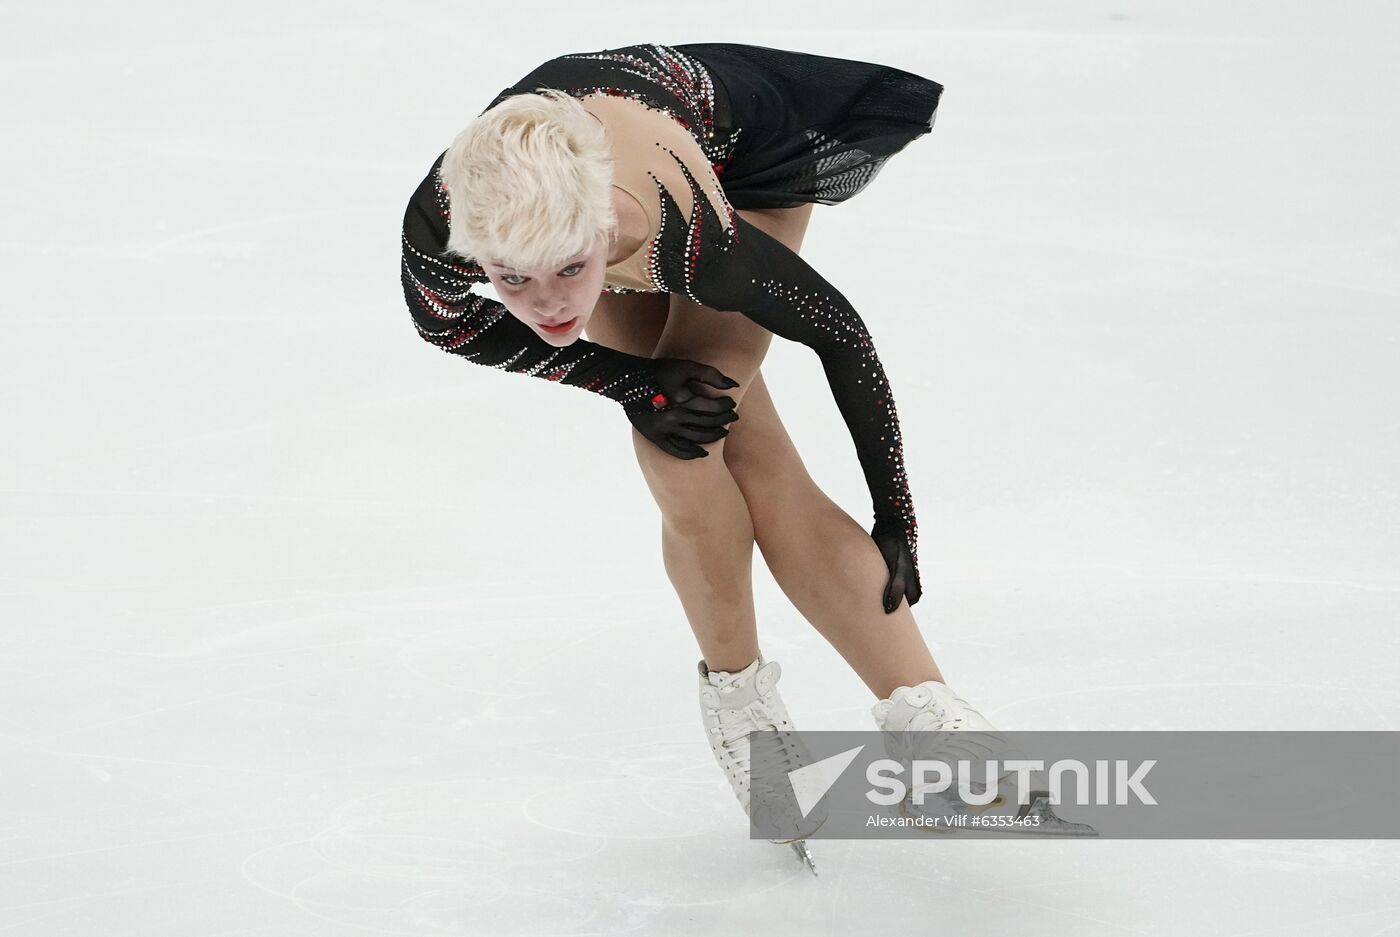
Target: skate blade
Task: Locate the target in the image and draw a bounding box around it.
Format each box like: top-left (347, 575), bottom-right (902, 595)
top-left (762, 813), bottom-right (824, 875)
top-left (788, 839), bottom-right (818, 876)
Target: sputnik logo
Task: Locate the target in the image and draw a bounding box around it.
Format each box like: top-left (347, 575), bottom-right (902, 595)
top-left (787, 745), bottom-right (866, 818)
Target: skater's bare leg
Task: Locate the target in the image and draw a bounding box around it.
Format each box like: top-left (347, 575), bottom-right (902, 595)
top-left (632, 204), bottom-right (863, 673)
top-left (632, 275), bottom-right (779, 671)
top-left (586, 208), bottom-right (800, 672)
top-left (721, 370), bottom-right (944, 700)
top-left (584, 290), bottom-right (760, 671)
top-left (585, 204), bottom-right (946, 695)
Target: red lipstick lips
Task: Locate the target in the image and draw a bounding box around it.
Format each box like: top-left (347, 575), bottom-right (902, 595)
top-left (539, 317), bottom-right (578, 335)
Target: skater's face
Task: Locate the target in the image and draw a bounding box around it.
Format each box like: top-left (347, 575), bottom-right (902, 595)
top-left (484, 232), bottom-right (609, 347)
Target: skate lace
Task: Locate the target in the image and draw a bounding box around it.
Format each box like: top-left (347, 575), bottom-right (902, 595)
top-left (709, 683), bottom-right (806, 781)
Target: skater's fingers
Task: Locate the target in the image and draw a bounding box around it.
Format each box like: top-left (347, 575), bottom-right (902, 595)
top-left (654, 435), bottom-right (694, 460)
top-left (666, 434), bottom-right (709, 459)
top-left (678, 407), bottom-right (739, 427)
top-left (672, 420), bottom-right (730, 443)
top-left (677, 424), bottom-right (730, 444)
top-left (686, 378), bottom-right (735, 401)
top-left (866, 524), bottom-right (914, 614)
top-left (693, 363), bottom-right (740, 391)
top-left (681, 393), bottom-right (736, 414)
top-left (882, 572), bottom-right (905, 615)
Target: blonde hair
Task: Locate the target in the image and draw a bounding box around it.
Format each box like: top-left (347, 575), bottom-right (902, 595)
top-left (440, 88), bottom-right (617, 272)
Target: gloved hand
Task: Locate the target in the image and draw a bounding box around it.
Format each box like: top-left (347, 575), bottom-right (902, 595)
top-left (871, 516), bottom-right (922, 613)
top-left (624, 357), bottom-right (741, 459)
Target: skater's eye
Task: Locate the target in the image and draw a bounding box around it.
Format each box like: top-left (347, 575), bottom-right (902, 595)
top-left (500, 263), bottom-right (585, 286)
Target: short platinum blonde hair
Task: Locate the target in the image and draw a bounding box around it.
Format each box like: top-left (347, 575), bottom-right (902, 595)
top-left (440, 88), bottom-right (617, 272)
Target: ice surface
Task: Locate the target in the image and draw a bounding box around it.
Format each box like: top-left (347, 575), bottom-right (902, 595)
top-left (2, 1), bottom-right (1397, 933)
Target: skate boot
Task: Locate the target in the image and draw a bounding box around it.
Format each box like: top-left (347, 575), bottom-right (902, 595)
top-left (697, 655), bottom-right (826, 875)
top-left (872, 680), bottom-right (1096, 836)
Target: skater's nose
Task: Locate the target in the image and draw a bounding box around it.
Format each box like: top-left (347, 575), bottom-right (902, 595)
top-left (532, 290), bottom-right (570, 321)
top-left (534, 307), bottom-right (569, 325)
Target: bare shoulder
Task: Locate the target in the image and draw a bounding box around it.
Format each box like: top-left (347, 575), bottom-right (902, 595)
top-left (583, 90), bottom-right (730, 253)
top-left (609, 186), bottom-right (652, 262)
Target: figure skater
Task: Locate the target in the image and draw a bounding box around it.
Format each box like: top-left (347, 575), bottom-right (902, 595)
top-left (399, 43), bottom-right (1076, 874)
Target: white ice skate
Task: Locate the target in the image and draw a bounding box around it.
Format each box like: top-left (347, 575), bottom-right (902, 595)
top-left (697, 656), bottom-right (826, 875)
top-left (872, 680), bottom-right (1096, 837)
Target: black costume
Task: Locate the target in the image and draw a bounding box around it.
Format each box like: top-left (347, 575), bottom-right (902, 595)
top-left (400, 43), bottom-right (942, 611)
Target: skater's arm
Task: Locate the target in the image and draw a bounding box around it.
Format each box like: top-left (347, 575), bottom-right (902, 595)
top-left (684, 209), bottom-right (922, 612)
top-left (400, 244), bottom-right (668, 405)
top-left (399, 156), bottom-right (740, 458)
top-left (402, 181), bottom-right (662, 407)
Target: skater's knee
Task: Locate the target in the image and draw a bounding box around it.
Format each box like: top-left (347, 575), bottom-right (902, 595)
top-left (633, 428), bottom-right (741, 532)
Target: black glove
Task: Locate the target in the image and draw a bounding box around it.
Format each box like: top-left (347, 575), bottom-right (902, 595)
top-left (624, 357), bottom-right (741, 459)
top-left (871, 516), bottom-right (922, 614)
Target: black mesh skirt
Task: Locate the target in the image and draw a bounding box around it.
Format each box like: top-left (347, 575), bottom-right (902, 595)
top-left (674, 42), bottom-right (943, 211)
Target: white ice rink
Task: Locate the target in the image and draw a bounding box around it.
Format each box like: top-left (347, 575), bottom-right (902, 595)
top-left (3, 1), bottom-right (1398, 933)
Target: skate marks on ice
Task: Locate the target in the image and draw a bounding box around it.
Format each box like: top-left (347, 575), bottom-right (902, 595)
top-left (937, 575), bottom-right (1399, 732)
top-left (990, 680), bottom-right (1399, 732)
top-left (238, 774), bottom-right (818, 935)
top-left (237, 777), bottom-right (604, 936)
top-left (230, 590), bottom-right (825, 933)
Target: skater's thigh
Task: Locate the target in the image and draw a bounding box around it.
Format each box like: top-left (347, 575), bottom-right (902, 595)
top-left (583, 290), bottom-right (671, 357)
top-left (721, 366), bottom-right (815, 493)
top-left (651, 204), bottom-right (815, 409)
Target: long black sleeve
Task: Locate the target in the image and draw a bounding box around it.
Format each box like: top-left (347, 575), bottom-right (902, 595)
top-left (673, 184), bottom-right (920, 570)
top-left (400, 156), bottom-right (668, 412)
